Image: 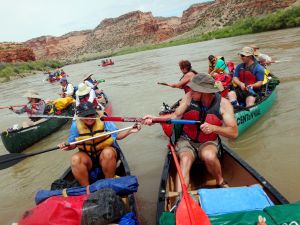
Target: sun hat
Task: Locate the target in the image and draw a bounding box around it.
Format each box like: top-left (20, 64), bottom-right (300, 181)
top-left (76, 102), bottom-right (96, 117)
top-left (59, 77), bottom-right (67, 83)
top-left (239, 47), bottom-right (254, 57)
top-left (23, 90), bottom-right (42, 99)
top-left (83, 73), bottom-right (93, 81)
top-left (76, 83), bottom-right (91, 97)
top-left (187, 73), bottom-right (222, 93)
top-left (249, 45), bottom-right (260, 56)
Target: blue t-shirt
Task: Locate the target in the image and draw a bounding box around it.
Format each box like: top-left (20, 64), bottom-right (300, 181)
top-left (68, 120), bottom-right (118, 143)
top-left (234, 63), bottom-right (264, 82)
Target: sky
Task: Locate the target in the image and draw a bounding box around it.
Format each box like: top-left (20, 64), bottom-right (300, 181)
top-left (0, 0), bottom-right (207, 42)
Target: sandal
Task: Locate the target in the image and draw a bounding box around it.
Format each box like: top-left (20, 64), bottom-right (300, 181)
top-left (217, 181), bottom-right (229, 188)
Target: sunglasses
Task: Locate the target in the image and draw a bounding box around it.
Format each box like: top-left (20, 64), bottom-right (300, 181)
top-left (79, 94), bottom-right (89, 100)
top-left (84, 114), bottom-right (96, 118)
top-left (240, 54), bottom-right (247, 58)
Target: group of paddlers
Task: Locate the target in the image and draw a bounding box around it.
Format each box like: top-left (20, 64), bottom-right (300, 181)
top-left (100, 58), bottom-right (114, 66)
top-left (9, 73), bottom-right (106, 128)
top-left (45, 68), bottom-right (67, 83)
top-left (8, 45), bottom-right (279, 225)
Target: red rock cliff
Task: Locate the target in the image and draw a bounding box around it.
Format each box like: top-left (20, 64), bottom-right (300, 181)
top-left (0, 43), bottom-right (35, 63)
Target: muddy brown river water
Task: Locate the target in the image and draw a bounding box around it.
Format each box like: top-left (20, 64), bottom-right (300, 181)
top-left (0, 27), bottom-right (299, 224)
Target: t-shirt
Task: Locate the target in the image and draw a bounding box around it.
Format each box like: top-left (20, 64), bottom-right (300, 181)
top-left (234, 63), bottom-right (264, 82)
top-left (215, 58), bottom-right (229, 74)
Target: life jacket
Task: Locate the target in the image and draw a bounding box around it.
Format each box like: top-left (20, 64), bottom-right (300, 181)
top-left (226, 61), bottom-right (235, 74)
top-left (263, 68), bottom-right (270, 85)
top-left (238, 62), bottom-right (259, 86)
top-left (208, 56), bottom-right (225, 73)
top-left (75, 119), bottom-right (114, 157)
top-left (179, 70), bottom-right (197, 93)
top-left (182, 94), bottom-right (223, 143)
top-left (28, 100), bottom-right (46, 122)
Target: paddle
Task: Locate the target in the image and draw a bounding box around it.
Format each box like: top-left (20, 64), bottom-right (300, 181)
top-left (96, 79), bottom-right (105, 83)
top-left (0, 104), bottom-right (26, 109)
top-left (157, 82), bottom-right (171, 87)
top-left (168, 144), bottom-right (211, 225)
top-left (101, 116), bottom-right (202, 125)
top-left (0, 126), bottom-right (133, 170)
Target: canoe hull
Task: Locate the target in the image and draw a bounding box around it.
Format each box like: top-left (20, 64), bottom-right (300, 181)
top-left (156, 143), bottom-right (288, 223)
top-left (235, 89), bottom-right (277, 135)
top-left (1, 106), bottom-right (74, 153)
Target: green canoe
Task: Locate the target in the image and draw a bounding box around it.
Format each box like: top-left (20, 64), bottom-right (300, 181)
top-left (234, 86), bottom-right (277, 136)
top-left (1, 105), bottom-right (74, 153)
top-left (159, 77), bottom-right (280, 137)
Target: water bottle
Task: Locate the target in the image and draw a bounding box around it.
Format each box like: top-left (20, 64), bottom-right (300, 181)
top-left (247, 86), bottom-right (256, 96)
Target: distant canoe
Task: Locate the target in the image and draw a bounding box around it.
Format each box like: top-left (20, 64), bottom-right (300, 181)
top-left (100, 61), bottom-right (114, 67)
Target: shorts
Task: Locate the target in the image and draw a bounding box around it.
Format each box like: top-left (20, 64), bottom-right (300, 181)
top-left (175, 137), bottom-right (221, 159)
top-left (230, 86), bottom-right (257, 103)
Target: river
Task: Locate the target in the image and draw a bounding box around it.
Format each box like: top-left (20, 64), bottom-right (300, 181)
top-left (0, 27), bottom-right (299, 225)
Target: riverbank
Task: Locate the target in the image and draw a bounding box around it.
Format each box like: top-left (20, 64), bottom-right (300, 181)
top-left (1, 5), bottom-right (299, 83)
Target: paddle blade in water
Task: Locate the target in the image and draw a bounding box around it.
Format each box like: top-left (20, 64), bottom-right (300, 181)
top-left (176, 195), bottom-right (211, 225)
top-left (0, 153), bottom-right (27, 170)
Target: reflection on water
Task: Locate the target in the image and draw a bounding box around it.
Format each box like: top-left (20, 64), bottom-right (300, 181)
top-left (0, 27), bottom-right (299, 225)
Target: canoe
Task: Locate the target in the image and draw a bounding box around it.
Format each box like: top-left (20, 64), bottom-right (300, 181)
top-left (156, 143), bottom-right (291, 224)
top-left (53, 143), bottom-right (139, 222)
top-left (18, 143), bottom-right (140, 224)
top-left (159, 83), bottom-right (278, 137)
top-left (1, 92), bottom-right (112, 154)
top-left (100, 61), bottom-right (114, 67)
top-left (1, 105), bottom-right (75, 153)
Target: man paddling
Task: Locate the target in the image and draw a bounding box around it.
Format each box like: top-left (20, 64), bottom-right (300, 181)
top-left (58, 102), bottom-right (141, 186)
top-left (143, 74), bottom-right (238, 192)
top-left (9, 90), bottom-right (46, 127)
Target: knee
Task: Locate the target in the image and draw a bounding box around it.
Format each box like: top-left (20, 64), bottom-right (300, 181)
top-left (71, 154), bottom-right (82, 168)
top-left (201, 150), bottom-right (217, 165)
top-left (101, 147), bottom-right (117, 161)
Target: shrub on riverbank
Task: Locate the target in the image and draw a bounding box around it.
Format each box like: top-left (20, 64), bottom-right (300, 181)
top-left (0, 60), bottom-right (64, 82)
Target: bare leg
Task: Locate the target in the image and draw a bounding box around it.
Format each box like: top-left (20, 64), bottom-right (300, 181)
top-left (100, 146), bottom-right (117, 178)
top-left (246, 96), bottom-right (256, 107)
top-left (71, 152), bottom-right (92, 186)
top-left (199, 144), bottom-right (224, 185)
top-left (227, 90), bottom-right (237, 103)
top-left (176, 150), bottom-right (195, 192)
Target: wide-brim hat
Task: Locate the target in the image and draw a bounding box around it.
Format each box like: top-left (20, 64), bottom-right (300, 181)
top-left (23, 90), bottom-right (42, 99)
top-left (187, 73), bottom-right (222, 93)
top-left (239, 46), bottom-right (254, 57)
top-left (83, 73), bottom-right (93, 81)
top-left (76, 83), bottom-right (91, 97)
top-left (59, 77), bottom-right (67, 83)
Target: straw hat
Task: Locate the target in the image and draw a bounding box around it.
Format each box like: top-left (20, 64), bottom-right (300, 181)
top-left (76, 83), bottom-right (91, 97)
top-left (83, 73), bottom-right (93, 81)
top-left (23, 90), bottom-right (42, 99)
top-left (187, 73), bottom-right (222, 93)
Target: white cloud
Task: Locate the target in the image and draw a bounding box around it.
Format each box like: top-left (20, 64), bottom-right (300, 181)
top-left (0, 0), bottom-right (206, 42)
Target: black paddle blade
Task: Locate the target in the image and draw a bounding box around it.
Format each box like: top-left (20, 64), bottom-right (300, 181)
top-left (0, 153), bottom-right (27, 170)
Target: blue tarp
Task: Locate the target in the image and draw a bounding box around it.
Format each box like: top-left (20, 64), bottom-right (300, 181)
top-left (198, 185), bottom-right (274, 216)
top-left (35, 175), bottom-right (138, 204)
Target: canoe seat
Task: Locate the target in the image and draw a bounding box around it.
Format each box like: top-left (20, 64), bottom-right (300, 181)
top-left (198, 184), bottom-right (274, 216)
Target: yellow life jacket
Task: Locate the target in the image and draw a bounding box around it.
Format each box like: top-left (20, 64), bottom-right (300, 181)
top-left (263, 68), bottom-right (270, 85)
top-left (53, 97), bottom-right (75, 111)
top-left (75, 119), bottom-right (114, 156)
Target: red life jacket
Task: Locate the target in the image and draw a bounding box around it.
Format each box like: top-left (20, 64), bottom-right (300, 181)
top-left (239, 63), bottom-right (258, 85)
top-left (182, 94), bottom-right (223, 143)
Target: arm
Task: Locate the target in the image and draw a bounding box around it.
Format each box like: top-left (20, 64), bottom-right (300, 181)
top-left (169, 72), bottom-right (194, 89)
top-left (201, 98), bottom-right (238, 138)
top-left (59, 120), bottom-right (78, 151)
top-left (116, 123), bottom-right (141, 140)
